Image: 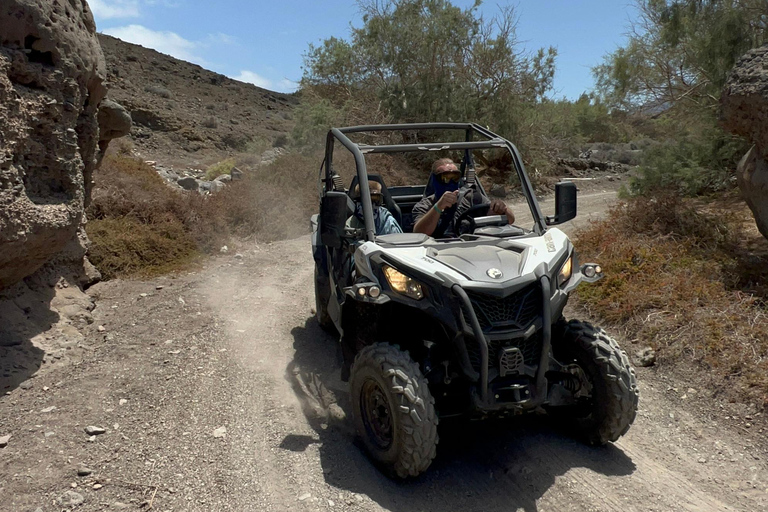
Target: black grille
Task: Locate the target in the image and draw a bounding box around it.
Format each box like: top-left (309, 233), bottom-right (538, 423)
top-left (464, 283), bottom-right (542, 332)
top-left (466, 332), bottom-right (543, 373)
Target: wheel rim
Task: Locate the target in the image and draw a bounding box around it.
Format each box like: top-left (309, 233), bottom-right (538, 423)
top-left (360, 378), bottom-right (394, 450)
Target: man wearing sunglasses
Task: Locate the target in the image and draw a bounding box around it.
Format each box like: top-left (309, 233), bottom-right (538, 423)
top-left (413, 158), bottom-right (514, 238)
top-left (346, 181), bottom-right (403, 235)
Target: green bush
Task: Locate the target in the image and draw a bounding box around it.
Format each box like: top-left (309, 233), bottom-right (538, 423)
top-left (628, 130), bottom-right (746, 197)
top-left (205, 158), bottom-right (237, 180)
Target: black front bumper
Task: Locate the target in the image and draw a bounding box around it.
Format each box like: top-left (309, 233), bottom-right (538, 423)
top-left (452, 275), bottom-right (557, 412)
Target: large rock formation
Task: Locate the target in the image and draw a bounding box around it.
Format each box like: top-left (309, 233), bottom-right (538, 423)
top-left (721, 44), bottom-right (768, 240)
top-left (0, 0), bottom-right (117, 290)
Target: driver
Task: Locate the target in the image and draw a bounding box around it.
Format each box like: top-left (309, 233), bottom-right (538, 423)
top-left (413, 158), bottom-right (514, 237)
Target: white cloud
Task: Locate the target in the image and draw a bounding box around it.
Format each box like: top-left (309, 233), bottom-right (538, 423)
top-left (89, 0), bottom-right (141, 19)
top-left (232, 71), bottom-right (297, 93)
top-left (103, 25), bottom-right (206, 65)
top-left (232, 71), bottom-right (273, 89)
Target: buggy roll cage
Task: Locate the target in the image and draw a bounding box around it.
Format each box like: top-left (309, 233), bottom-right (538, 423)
top-left (320, 122), bottom-right (548, 242)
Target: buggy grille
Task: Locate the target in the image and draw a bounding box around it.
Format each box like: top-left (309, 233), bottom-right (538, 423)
top-left (463, 283), bottom-right (542, 332)
top-left (466, 331), bottom-right (543, 374)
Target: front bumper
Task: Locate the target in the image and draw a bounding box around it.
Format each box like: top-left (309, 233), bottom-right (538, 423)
top-left (452, 275), bottom-right (554, 412)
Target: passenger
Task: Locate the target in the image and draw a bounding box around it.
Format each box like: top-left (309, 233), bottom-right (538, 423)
top-left (346, 181), bottom-right (403, 235)
top-left (413, 158), bottom-right (514, 237)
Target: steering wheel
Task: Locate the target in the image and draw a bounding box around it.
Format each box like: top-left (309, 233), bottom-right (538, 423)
top-left (455, 203), bottom-right (491, 234)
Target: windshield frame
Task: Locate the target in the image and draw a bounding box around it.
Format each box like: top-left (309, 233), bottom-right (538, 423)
top-left (322, 123), bottom-right (546, 242)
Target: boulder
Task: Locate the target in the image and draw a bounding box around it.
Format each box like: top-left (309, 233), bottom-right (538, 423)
top-left (177, 177), bottom-right (199, 190)
top-left (0, 0), bottom-right (107, 290)
top-left (98, 99), bottom-right (132, 143)
top-left (721, 44), bottom-right (768, 240)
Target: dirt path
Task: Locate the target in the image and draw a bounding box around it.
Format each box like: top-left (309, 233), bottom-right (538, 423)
top-left (2, 188), bottom-right (767, 511)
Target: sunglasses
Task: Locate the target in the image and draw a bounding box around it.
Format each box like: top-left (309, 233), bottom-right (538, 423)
top-left (437, 171), bottom-right (461, 184)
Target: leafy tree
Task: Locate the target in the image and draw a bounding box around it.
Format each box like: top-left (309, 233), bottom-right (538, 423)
top-left (296, 0), bottom-right (556, 149)
top-left (595, 0), bottom-right (768, 113)
top-left (594, 0), bottom-right (766, 196)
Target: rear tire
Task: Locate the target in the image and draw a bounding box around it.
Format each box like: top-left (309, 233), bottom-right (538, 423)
top-left (314, 267), bottom-right (334, 332)
top-left (551, 319), bottom-right (639, 445)
top-left (350, 343), bottom-right (438, 478)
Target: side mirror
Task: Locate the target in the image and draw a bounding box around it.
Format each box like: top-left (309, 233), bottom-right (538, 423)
top-left (320, 191), bottom-right (349, 248)
top-left (546, 181), bottom-right (577, 226)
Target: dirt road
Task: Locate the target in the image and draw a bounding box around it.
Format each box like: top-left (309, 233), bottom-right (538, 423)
top-left (2, 188), bottom-right (767, 511)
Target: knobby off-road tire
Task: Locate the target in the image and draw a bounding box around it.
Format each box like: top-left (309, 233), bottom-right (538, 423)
top-left (314, 267), bottom-right (334, 332)
top-left (553, 319), bottom-right (639, 445)
top-left (350, 343), bottom-right (439, 478)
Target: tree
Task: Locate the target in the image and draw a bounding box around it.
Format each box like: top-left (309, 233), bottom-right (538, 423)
top-left (595, 0), bottom-right (768, 113)
top-left (593, 0), bottom-right (767, 196)
top-left (297, 0), bottom-right (556, 146)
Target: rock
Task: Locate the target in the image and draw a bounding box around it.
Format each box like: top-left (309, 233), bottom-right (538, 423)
top-left (58, 490), bottom-right (85, 507)
top-left (97, 325), bottom-right (106, 332)
top-left (261, 148), bottom-right (285, 166)
top-left (234, 253), bottom-right (244, 260)
top-left (77, 465), bottom-right (93, 476)
top-left (212, 426), bottom-right (227, 438)
top-left (636, 347), bottom-right (656, 367)
top-left (209, 180), bottom-right (226, 193)
top-left (230, 167), bottom-right (244, 180)
top-left (84, 425), bottom-right (106, 435)
top-left (19, 381), bottom-right (33, 390)
top-left (0, 0), bottom-right (108, 290)
top-left (93, 483), bottom-right (103, 490)
top-left (98, 98), bottom-right (132, 142)
top-left (0, 434), bottom-right (10, 447)
top-left (111, 502), bottom-right (129, 509)
top-left (220, 245), bottom-right (229, 253)
top-left (214, 174), bottom-right (232, 183)
top-left (41, 406), bottom-right (56, 413)
top-left (119, 398), bottom-right (128, 405)
top-left (298, 493), bottom-right (311, 501)
top-left (177, 176), bottom-right (200, 191)
top-left (489, 184), bottom-right (507, 198)
top-left (721, 44), bottom-right (768, 240)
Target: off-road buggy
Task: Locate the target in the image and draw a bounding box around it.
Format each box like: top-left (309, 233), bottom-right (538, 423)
top-left (311, 123), bottom-right (639, 478)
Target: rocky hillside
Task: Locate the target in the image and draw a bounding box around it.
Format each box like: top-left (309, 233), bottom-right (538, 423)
top-left (98, 34), bottom-right (297, 167)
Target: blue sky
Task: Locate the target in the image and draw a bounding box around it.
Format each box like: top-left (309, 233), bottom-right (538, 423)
top-left (91, 0), bottom-right (638, 99)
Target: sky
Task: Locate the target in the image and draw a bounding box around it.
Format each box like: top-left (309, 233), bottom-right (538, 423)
top-left (91, 0), bottom-right (639, 99)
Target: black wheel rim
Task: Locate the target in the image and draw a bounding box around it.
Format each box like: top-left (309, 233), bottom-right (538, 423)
top-left (360, 379), bottom-right (394, 450)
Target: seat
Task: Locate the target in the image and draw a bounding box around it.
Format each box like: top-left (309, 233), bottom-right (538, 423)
top-left (348, 174), bottom-right (402, 227)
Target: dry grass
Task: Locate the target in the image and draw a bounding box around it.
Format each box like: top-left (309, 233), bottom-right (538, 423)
top-left (574, 194), bottom-right (768, 409)
top-left (87, 152), bottom-right (319, 279)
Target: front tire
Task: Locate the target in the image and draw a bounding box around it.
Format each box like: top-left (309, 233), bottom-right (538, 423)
top-left (551, 319), bottom-right (639, 445)
top-left (350, 343), bottom-right (438, 478)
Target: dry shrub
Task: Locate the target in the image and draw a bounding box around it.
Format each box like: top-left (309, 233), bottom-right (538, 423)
top-left (88, 217), bottom-right (197, 279)
top-left (87, 152), bottom-right (319, 278)
top-left (574, 195), bottom-right (768, 408)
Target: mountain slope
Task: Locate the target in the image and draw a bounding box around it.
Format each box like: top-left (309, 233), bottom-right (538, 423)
top-left (98, 34), bottom-right (297, 167)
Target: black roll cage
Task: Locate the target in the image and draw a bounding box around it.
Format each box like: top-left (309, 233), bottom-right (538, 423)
top-left (320, 122), bottom-right (547, 242)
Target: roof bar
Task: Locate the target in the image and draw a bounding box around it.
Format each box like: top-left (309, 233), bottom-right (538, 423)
top-left (357, 140), bottom-right (507, 154)
top-left (339, 122), bottom-right (478, 134)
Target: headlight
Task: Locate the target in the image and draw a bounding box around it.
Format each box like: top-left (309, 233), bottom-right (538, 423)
top-left (383, 265), bottom-right (424, 300)
top-left (558, 254), bottom-right (573, 287)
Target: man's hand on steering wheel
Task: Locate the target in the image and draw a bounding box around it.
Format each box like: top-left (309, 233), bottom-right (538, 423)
top-left (489, 199), bottom-right (509, 216)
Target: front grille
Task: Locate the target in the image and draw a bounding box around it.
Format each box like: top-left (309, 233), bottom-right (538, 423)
top-left (464, 283), bottom-right (542, 332)
top-left (466, 331), bottom-right (543, 374)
